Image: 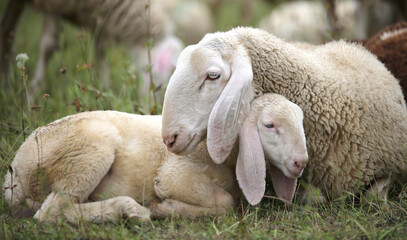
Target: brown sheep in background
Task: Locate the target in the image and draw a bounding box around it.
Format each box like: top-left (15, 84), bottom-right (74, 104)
top-left (362, 21), bottom-right (407, 102)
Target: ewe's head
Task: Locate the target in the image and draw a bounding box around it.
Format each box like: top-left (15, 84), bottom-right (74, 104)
top-left (237, 94), bottom-right (308, 204)
top-left (162, 32), bottom-right (255, 161)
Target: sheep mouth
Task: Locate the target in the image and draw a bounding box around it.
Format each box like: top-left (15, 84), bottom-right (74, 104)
top-left (170, 133), bottom-right (200, 155)
top-left (270, 161), bottom-right (302, 179)
top-left (287, 167), bottom-right (304, 178)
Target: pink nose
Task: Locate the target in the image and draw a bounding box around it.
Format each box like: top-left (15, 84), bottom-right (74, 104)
top-left (163, 134), bottom-right (177, 149)
top-left (293, 160), bottom-right (306, 171)
top-left (290, 156), bottom-right (308, 176)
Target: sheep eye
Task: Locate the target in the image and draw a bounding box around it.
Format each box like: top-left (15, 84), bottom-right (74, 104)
top-left (265, 123), bottom-right (274, 129)
top-left (206, 72), bottom-right (221, 80)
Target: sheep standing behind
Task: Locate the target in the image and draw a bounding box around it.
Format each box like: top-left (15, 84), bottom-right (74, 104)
top-left (259, 0), bottom-right (396, 44)
top-left (161, 27), bottom-right (407, 203)
top-left (166, 0), bottom-right (215, 45)
top-left (0, 0), bottom-right (215, 104)
top-left (3, 93), bottom-right (308, 223)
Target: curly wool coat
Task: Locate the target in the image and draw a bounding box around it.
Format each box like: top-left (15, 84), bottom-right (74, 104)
top-left (202, 27), bottom-right (407, 198)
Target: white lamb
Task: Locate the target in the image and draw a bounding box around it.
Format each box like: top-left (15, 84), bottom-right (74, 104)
top-left (161, 27), bottom-right (407, 203)
top-left (3, 93), bottom-right (308, 223)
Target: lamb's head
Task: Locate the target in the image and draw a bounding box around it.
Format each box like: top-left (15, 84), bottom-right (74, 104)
top-left (162, 31), bottom-right (255, 162)
top-left (237, 93), bottom-right (308, 204)
top-left (255, 94), bottom-right (308, 179)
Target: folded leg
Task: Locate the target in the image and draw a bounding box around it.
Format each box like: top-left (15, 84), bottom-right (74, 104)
top-left (151, 158), bottom-right (236, 218)
top-left (34, 192), bottom-right (150, 223)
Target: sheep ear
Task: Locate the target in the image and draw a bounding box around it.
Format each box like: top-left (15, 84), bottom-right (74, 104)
top-left (208, 46), bottom-right (253, 164)
top-left (236, 119), bottom-right (266, 205)
top-left (269, 164), bottom-right (297, 203)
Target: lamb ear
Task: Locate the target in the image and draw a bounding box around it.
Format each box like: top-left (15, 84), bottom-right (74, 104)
top-left (236, 118), bottom-right (266, 205)
top-left (208, 46), bottom-right (254, 164)
top-left (269, 164), bottom-right (297, 203)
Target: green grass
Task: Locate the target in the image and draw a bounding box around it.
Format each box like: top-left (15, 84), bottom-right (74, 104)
top-left (1, 1), bottom-right (407, 239)
top-left (1, 198), bottom-right (407, 239)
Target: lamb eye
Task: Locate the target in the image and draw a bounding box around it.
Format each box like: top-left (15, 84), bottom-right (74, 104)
top-left (206, 72), bottom-right (221, 80)
top-left (265, 123), bottom-right (274, 129)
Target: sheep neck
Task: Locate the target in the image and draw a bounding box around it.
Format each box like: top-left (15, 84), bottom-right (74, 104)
top-left (235, 29), bottom-right (319, 103)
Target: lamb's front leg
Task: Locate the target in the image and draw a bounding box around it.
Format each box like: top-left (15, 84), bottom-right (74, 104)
top-left (151, 186), bottom-right (234, 219)
top-left (151, 158), bottom-right (237, 219)
top-left (34, 192), bottom-right (150, 223)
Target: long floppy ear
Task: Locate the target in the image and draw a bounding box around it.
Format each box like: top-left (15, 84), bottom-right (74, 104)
top-left (208, 45), bottom-right (254, 164)
top-left (236, 118), bottom-right (266, 205)
top-left (269, 164), bottom-right (297, 203)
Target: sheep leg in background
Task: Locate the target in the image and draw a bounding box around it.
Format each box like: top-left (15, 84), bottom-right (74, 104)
top-left (35, 192), bottom-right (150, 223)
top-left (240, 0), bottom-right (256, 26)
top-left (323, 0), bottom-right (339, 37)
top-left (94, 37), bottom-right (111, 88)
top-left (31, 13), bottom-right (60, 97)
top-left (0, 0), bottom-right (25, 87)
top-left (366, 175), bottom-right (393, 209)
top-left (299, 183), bottom-right (327, 205)
top-left (131, 45), bottom-right (150, 101)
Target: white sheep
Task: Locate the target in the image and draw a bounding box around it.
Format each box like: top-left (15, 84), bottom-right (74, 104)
top-left (0, 0), bottom-right (168, 92)
top-left (3, 93), bottom-right (308, 223)
top-left (161, 27), bottom-right (407, 203)
top-left (258, 0), bottom-right (396, 44)
top-left (0, 0), bottom-right (214, 102)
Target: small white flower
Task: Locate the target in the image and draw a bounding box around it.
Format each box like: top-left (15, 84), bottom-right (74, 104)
top-left (16, 53), bottom-right (29, 69)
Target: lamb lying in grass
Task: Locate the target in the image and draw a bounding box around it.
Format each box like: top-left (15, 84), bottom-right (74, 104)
top-left (3, 93), bottom-right (308, 223)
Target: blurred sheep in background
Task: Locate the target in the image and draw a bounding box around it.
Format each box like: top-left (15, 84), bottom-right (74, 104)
top-left (0, 0), bottom-right (215, 104)
top-left (259, 0), bottom-right (401, 43)
top-left (362, 21), bottom-right (407, 102)
top-left (168, 0), bottom-right (215, 45)
top-left (1, 0), bottom-right (405, 107)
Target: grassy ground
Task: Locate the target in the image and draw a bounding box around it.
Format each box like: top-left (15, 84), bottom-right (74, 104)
top-left (1, 196), bottom-right (407, 239)
top-left (1, 1), bottom-right (407, 239)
